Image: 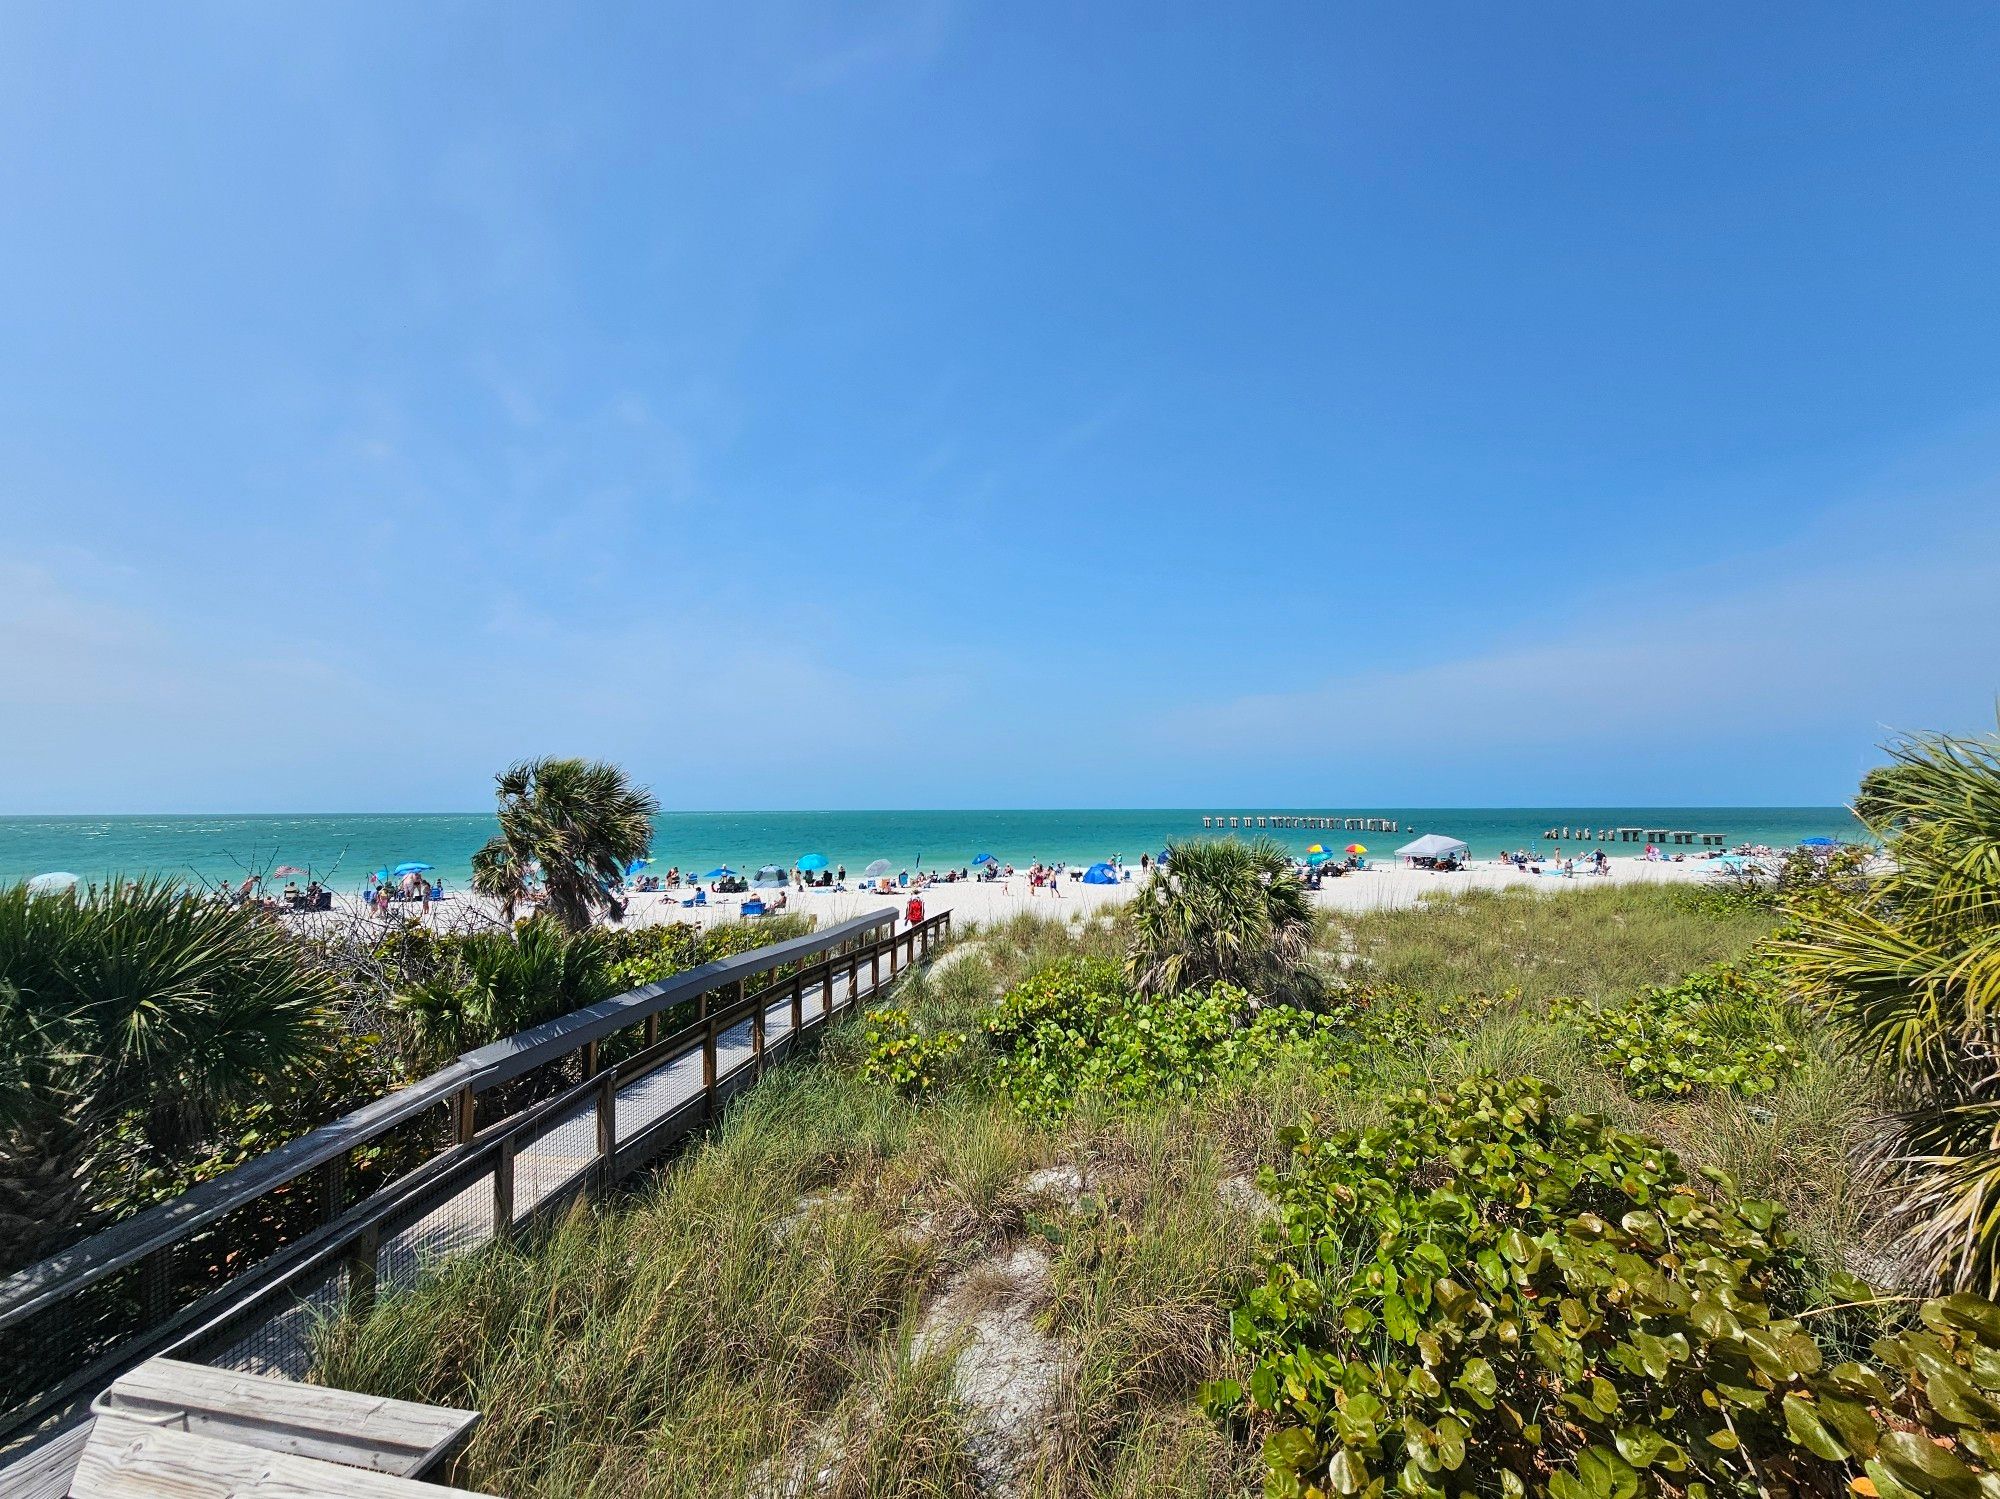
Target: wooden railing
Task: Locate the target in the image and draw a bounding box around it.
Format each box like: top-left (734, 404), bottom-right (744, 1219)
top-left (0, 906), bottom-right (951, 1448)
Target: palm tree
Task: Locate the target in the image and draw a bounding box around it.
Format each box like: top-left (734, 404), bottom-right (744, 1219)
top-left (1124, 837), bottom-right (1321, 1001)
top-left (0, 878), bottom-right (338, 1272)
top-left (471, 757), bottom-right (659, 933)
top-left (1782, 725), bottom-right (2000, 1294)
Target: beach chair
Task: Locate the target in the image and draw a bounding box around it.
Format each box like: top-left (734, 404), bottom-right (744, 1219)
top-left (741, 899), bottom-right (766, 917)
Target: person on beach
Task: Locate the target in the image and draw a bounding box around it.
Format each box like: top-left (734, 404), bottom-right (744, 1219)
top-left (905, 893), bottom-right (924, 927)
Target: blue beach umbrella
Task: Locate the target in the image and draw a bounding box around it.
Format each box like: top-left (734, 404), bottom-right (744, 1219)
top-left (1157, 850), bottom-right (1170, 865)
top-left (702, 866), bottom-right (735, 879)
top-left (1081, 862), bottom-right (1119, 885)
top-left (971, 852), bottom-right (996, 865)
top-left (625, 856), bottom-right (650, 877)
top-left (373, 868), bottom-right (391, 883)
top-left (1798, 836), bottom-right (1838, 848)
top-left (797, 852), bottom-right (829, 870)
top-left (393, 862), bottom-right (433, 876)
top-left (1305, 851), bottom-right (1331, 865)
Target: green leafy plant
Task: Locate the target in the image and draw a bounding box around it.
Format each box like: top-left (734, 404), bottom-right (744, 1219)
top-left (1222, 1075), bottom-right (1846, 1498)
top-left (986, 958), bottom-right (1341, 1124)
top-left (1126, 838), bottom-right (1323, 1002)
top-left (0, 878), bottom-right (340, 1272)
top-left (1782, 725), bottom-right (2000, 1295)
top-left (860, 1007), bottom-right (967, 1096)
top-left (1557, 955), bottom-right (1804, 1100)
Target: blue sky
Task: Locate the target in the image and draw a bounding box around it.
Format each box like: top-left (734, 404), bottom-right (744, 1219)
top-left (3, 2), bottom-right (1998, 812)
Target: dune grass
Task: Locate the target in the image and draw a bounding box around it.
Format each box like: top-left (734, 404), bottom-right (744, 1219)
top-left (313, 884), bottom-right (1873, 1497)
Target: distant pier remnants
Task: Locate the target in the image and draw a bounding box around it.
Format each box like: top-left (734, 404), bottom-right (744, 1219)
top-left (1202, 813), bottom-right (1400, 833)
top-left (1539, 825), bottom-right (1728, 847)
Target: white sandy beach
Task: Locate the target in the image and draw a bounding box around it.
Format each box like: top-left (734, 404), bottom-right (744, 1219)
top-left (332, 855), bottom-right (1720, 937)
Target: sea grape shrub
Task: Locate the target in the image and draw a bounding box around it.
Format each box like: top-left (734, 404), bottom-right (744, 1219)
top-left (1857, 1295), bottom-right (2000, 1497)
top-left (1220, 1075), bottom-right (1863, 1499)
top-left (1556, 956), bottom-right (1803, 1100)
top-left (984, 956), bottom-right (1343, 1124)
top-left (860, 1007), bottom-right (968, 1096)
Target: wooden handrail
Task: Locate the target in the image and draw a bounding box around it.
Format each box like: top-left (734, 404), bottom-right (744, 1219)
top-left (0, 907), bottom-right (950, 1450)
top-left (0, 908), bottom-right (898, 1327)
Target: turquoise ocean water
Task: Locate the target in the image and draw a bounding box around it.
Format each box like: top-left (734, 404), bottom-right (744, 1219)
top-left (0, 808), bottom-right (1861, 890)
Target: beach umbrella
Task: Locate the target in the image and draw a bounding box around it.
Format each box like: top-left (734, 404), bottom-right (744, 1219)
top-left (1306, 844), bottom-right (1324, 855)
top-left (863, 858), bottom-right (892, 878)
top-left (1156, 850), bottom-right (1170, 864)
top-left (1081, 862), bottom-right (1119, 885)
top-left (753, 864), bottom-right (787, 886)
top-left (1306, 851), bottom-right (1330, 865)
top-left (272, 864), bottom-right (306, 877)
top-left (393, 862), bottom-right (433, 876)
top-left (1345, 843), bottom-right (1367, 855)
top-left (702, 866), bottom-right (736, 879)
top-left (25, 871), bottom-right (78, 897)
top-left (797, 852), bottom-right (829, 871)
top-left (1798, 836), bottom-right (1838, 848)
top-left (373, 868), bottom-right (391, 883)
top-left (971, 852), bottom-right (996, 865)
top-left (625, 857), bottom-right (650, 877)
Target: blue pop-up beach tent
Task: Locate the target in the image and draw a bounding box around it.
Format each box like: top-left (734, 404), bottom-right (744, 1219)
top-left (1082, 862), bottom-right (1119, 885)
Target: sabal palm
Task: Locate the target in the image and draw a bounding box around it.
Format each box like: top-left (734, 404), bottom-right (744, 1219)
top-left (471, 757), bottom-right (659, 933)
top-left (1782, 726), bottom-right (2000, 1294)
top-left (0, 879), bottom-right (337, 1271)
top-left (1125, 837), bottom-right (1320, 1001)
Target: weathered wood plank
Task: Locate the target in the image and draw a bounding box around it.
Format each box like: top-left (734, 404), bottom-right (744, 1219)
top-left (0, 1420), bottom-right (90, 1499)
top-left (101, 1360), bottom-right (477, 1478)
top-left (74, 1415), bottom-right (497, 1497)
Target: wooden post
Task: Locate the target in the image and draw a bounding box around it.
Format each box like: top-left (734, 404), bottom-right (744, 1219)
top-left (583, 1039), bottom-right (600, 1078)
top-left (347, 1224), bottom-right (381, 1319)
top-left (790, 972), bottom-right (804, 1034)
top-left (820, 959), bottom-right (832, 1017)
top-left (752, 1001), bottom-right (766, 1079)
top-left (702, 1017), bottom-right (718, 1119)
top-left (645, 1013), bottom-right (660, 1048)
top-left (493, 1136), bottom-right (516, 1238)
top-left (453, 1085), bottom-right (477, 1144)
top-left (872, 941), bottom-right (881, 993)
top-left (596, 1072), bottom-right (617, 1177)
top-left (847, 955), bottom-right (858, 1006)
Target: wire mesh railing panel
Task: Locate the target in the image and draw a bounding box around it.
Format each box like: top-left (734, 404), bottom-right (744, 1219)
top-left (197, 1261), bottom-right (347, 1384)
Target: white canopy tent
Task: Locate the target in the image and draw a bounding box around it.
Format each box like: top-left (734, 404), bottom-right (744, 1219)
top-left (1396, 833), bottom-right (1469, 863)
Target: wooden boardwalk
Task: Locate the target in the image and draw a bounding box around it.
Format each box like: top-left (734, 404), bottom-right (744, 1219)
top-left (215, 962), bottom-right (879, 1379)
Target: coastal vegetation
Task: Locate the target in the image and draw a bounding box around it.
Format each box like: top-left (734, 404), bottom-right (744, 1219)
top-left (314, 842), bottom-right (1949, 1497)
top-left (1784, 727), bottom-right (2000, 1296)
top-left (0, 878), bottom-right (339, 1270)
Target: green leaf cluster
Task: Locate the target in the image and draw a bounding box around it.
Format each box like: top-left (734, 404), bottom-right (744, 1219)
top-left (985, 957), bottom-right (1343, 1124)
top-left (1220, 1074), bottom-right (1998, 1499)
top-left (1556, 955), bottom-right (1804, 1100)
top-left (859, 1007), bottom-right (967, 1096)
